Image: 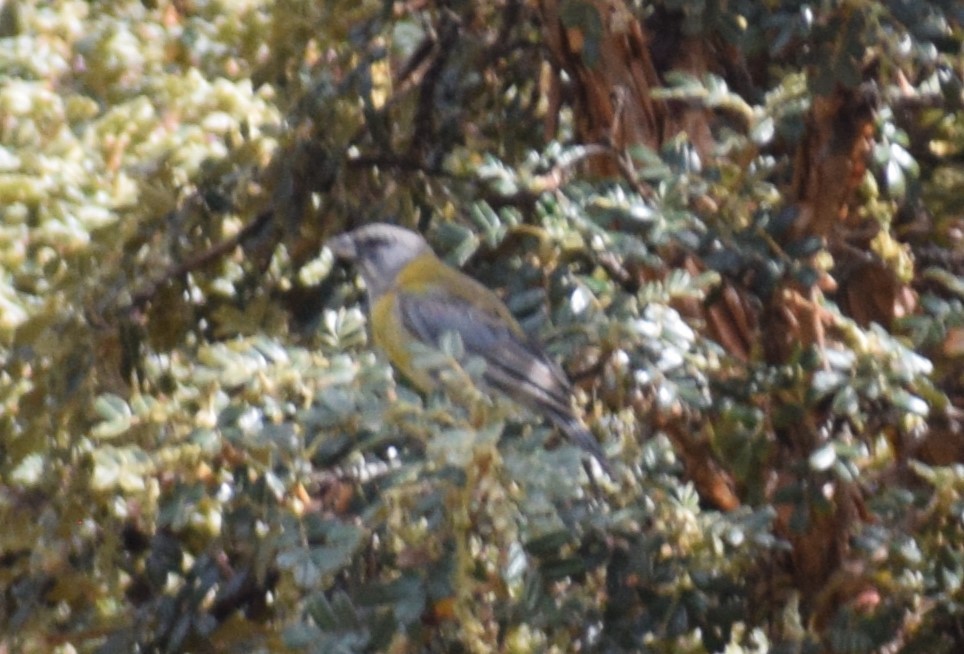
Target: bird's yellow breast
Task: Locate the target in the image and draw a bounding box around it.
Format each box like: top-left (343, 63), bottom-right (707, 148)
top-left (371, 290), bottom-right (434, 392)
top-left (370, 252), bottom-right (527, 391)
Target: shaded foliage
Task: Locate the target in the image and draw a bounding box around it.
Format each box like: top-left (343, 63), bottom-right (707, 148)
top-left (1, 0), bottom-right (963, 652)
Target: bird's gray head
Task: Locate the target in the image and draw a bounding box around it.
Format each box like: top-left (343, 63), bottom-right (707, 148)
top-left (327, 223), bottom-right (432, 298)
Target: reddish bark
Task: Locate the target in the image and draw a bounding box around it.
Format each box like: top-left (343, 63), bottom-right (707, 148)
top-left (536, 0), bottom-right (713, 175)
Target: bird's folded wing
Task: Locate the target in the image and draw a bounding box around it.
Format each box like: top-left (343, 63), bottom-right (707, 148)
top-left (395, 290), bottom-right (575, 420)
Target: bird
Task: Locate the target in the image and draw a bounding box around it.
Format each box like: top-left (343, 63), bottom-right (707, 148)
top-left (326, 222), bottom-right (612, 475)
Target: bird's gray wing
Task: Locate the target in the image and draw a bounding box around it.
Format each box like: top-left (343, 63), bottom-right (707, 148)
top-left (395, 290), bottom-right (574, 420)
top-left (396, 290), bottom-right (612, 473)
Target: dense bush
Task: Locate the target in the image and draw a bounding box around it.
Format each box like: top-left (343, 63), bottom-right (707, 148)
top-left (1, 1), bottom-right (962, 652)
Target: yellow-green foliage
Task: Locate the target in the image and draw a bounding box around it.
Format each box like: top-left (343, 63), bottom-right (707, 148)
top-left (1, 1), bottom-right (963, 653)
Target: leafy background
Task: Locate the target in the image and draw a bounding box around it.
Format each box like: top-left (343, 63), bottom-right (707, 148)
top-left (1, 0), bottom-right (962, 652)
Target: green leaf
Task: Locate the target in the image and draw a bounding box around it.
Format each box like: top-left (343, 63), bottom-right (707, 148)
top-left (93, 393), bottom-right (132, 421)
top-left (812, 369), bottom-right (845, 397)
top-left (831, 385), bottom-right (859, 416)
top-left (890, 389), bottom-right (929, 416)
top-left (751, 115), bottom-right (776, 144)
top-left (809, 443), bottom-right (837, 471)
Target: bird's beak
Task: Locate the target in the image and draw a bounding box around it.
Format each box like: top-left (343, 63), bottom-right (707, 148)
top-left (325, 233), bottom-right (357, 261)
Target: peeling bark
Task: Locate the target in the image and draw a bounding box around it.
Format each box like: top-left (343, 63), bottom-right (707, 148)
top-left (535, 0), bottom-right (713, 174)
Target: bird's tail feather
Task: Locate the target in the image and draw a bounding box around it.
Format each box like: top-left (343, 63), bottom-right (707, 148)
top-left (552, 414), bottom-right (613, 476)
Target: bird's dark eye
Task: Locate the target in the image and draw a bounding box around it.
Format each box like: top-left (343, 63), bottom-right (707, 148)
top-left (367, 235), bottom-right (392, 250)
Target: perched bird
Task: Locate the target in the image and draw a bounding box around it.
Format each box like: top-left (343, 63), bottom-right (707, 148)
top-left (327, 222), bottom-right (611, 474)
